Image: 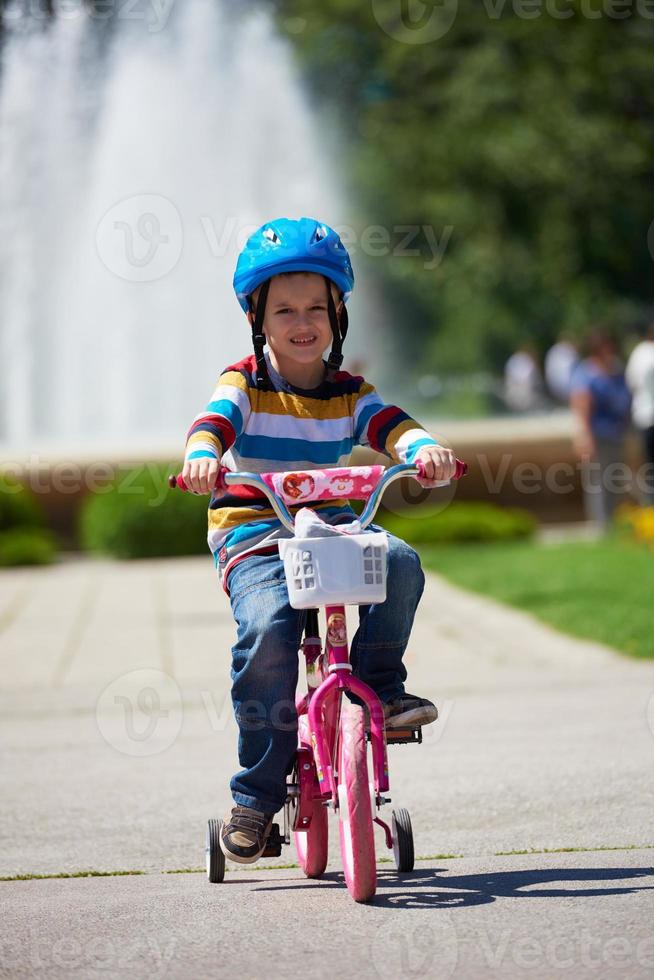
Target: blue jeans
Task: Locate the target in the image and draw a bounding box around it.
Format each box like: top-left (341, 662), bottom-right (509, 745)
top-left (225, 532), bottom-right (425, 814)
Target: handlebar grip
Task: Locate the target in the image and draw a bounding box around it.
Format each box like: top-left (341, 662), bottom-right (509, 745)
top-left (415, 457), bottom-right (468, 481)
top-left (168, 466), bottom-right (228, 494)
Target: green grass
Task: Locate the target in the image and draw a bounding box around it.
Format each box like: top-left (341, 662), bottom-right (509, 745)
top-left (420, 538), bottom-right (654, 658)
top-left (0, 870), bottom-right (146, 882)
top-left (3, 845), bottom-right (651, 882)
top-left (494, 845), bottom-right (654, 856)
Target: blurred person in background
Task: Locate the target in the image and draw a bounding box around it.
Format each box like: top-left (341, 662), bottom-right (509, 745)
top-left (625, 320), bottom-right (654, 505)
top-left (545, 334), bottom-right (580, 405)
top-left (503, 344), bottom-right (548, 413)
top-left (570, 327), bottom-right (632, 528)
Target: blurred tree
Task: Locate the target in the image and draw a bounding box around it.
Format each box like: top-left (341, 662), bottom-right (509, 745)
top-left (268, 1), bottom-right (654, 373)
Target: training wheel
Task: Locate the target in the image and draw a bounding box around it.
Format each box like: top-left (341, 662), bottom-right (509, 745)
top-left (206, 818), bottom-right (226, 883)
top-left (391, 808), bottom-right (414, 872)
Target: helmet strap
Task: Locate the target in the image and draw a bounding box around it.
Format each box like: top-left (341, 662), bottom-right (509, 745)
top-left (248, 279), bottom-right (274, 391)
top-left (325, 277), bottom-right (348, 382)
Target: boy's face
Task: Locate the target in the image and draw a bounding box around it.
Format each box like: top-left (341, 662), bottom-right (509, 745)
top-left (250, 273), bottom-right (341, 379)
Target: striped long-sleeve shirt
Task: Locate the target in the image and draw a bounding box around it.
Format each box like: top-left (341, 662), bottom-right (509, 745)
top-left (184, 352), bottom-right (438, 593)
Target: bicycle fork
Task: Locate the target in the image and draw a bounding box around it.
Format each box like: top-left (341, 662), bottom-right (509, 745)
top-left (306, 604), bottom-right (390, 806)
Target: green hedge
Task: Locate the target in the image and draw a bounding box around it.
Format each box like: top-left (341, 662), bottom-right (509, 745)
top-left (0, 528), bottom-right (58, 566)
top-left (79, 463), bottom-right (209, 559)
top-left (376, 502), bottom-right (536, 545)
top-left (0, 474), bottom-right (46, 531)
top-left (0, 475), bottom-right (57, 565)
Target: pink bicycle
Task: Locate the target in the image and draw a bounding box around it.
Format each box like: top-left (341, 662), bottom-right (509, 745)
top-left (170, 458), bottom-right (467, 902)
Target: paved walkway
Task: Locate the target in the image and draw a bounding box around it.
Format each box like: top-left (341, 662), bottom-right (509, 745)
top-left (1, 555), bottom-right (653, 978)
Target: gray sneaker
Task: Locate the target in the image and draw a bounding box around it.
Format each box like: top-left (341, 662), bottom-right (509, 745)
top-left (383, 693), bottom-right (438, 729)
top-left (219, 805), bottom-right (275, 864)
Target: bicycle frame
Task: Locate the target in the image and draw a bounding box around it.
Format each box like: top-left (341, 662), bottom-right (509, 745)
top-left (303, 604), bottom-right (389, 805)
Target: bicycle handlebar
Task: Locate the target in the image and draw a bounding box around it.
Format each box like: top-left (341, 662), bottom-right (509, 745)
top-left (169, 459), bottom-right (468, 533)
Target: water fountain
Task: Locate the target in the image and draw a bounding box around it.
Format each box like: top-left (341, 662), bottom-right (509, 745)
top-left (0, 0), bottom-right (372, 462)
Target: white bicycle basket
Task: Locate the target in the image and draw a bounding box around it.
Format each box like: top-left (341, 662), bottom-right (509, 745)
top-left (278, 531), bottom-right (389, 609)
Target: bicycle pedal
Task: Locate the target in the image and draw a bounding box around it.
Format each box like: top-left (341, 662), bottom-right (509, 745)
top-left (261, 823), bottom-right (283, 858)
top-left (383, 727), bottom-right (423, 745)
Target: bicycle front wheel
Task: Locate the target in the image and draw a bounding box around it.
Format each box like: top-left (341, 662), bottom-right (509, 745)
top-left (337, 701), bottom-right (376, 903)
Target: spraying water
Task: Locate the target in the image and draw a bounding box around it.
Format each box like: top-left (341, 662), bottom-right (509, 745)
top-left (0, 0), bottom-right (373, 457)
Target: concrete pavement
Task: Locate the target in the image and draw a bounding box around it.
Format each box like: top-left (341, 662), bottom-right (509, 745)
top-left (1, 554), bottom-right (653, 977)
top-left (2, 852), bottom-right (654, 980)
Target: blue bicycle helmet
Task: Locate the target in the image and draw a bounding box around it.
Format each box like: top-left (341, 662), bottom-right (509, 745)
top-left (233, 217), bottom-right (354, 312)
top-left (233, 217), bottom-right (355, 390)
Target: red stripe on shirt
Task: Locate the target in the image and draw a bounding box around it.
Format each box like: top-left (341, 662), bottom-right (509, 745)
top-left (186, 414), bottom-right (237, 453)
top-left (366, 406), bottom-right (402, 453)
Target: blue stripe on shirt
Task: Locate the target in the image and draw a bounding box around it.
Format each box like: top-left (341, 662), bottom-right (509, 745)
top-left (207, 399), bottom-right (243, 433)
top-left (223, 504), bottom-right (356, 549)
top-left (224, 518), bottom-right (279, 549)
top-left (404, 436), bottom-right (438, 463)
top-left (354, 401), bottom-right (382, 443)
top-left (187, 448), bottom-right (218, 460)
top-left (236, 434), bottom-right (354, 464)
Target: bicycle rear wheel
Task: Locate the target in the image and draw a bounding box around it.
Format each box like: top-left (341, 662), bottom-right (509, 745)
top-left (337, 701), bottom-right (376, 902)
top-left (294, 716), bottom-right (328, 878)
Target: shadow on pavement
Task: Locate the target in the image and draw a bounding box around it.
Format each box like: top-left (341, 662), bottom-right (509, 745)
top-left (249, 865), bottom-right (654, 908)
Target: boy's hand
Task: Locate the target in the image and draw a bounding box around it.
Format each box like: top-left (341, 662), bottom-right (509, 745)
top-left (414, 445), bottom-right (457, 488)
top-left (181, 457), bottom-right (224, 494)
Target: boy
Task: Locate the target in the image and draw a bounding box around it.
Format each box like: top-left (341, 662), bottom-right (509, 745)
top-left (182, 218), bottom-right (456, 863)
